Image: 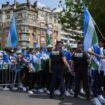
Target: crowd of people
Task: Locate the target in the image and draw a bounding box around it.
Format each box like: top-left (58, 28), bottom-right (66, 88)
top-left (0, 39), bottom-right (105, 105)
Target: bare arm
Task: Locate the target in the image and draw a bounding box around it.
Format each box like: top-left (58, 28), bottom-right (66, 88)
top-left (88, 47), bottom-right (104, 59)
top-left (62, 57), bottom-right (71, 72)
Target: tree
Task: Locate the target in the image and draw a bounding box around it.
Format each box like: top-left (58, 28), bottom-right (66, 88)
top-left (58, 0), bottom-right (84, 31)
top-left (88, 0), bottom-right (105, 36)
top-left (58, 0), bottom-right (105, 38)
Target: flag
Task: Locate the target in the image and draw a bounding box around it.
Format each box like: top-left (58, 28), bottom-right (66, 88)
top-left (6, 31), bottom-right (12, 48)
top-left (46, 26), bottom-right (51, 46)
top-left (10, 16), bottom-right (18, 47)
top-left (84, 6), bottom-right (98, 51)
top-left (34, 42), bottom-right (39, 48)
top-left (84, 6), bottom-right (100, 70)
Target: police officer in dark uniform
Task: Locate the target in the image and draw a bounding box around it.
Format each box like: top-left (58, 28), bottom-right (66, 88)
top-left (49, 41), bottom-right (71, 99)
top-left (71, 41), bottom-right (90, 100)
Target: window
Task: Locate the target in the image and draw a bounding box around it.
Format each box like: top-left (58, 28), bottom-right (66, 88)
top-left (22, 42), bottom-right (27, 47)
top-left (54, 31), bottom-right (58, 36)
top-left (49, 14), bottom-right (52, 21)
top-left (39, 11), bottom-right (45, 21)
top-left (41, 37), bottom-right (45, 42)
top-left (40, 23), bottom-right (45, 27)
top-left (32, 15), bottom-right (37, 20)
top-left (6, 15), bottom-right (10, 19)
top-left (48, 24), bottom-right (52, 29)
top-left (22, 34), bottom-right (28, 40)
top-left (33, 27), bottom-right (36, 32)
top-left (22, 19), bottom-right (28, 24)
top-left (28, 13), bottom-right (32, 19)
top-left (22, 12), bottom-right (28, 18)
top-left (21, 26), bottom-right (29, 32)
top-left (41, 29), bottom-right (46, 35)
top-left (54, 15), bottom-right (57, 23)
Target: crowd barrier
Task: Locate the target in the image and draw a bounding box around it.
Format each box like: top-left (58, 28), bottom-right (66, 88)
top-left (0, 64), bottom-right (21, 87)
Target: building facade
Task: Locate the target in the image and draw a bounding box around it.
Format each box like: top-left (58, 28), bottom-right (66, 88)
top-left (0, 1), bottom-right (59, 48)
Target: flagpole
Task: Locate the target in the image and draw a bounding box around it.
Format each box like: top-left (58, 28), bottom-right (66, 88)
top-left (90, 11), bottom-right (105, 40)
top-left (95, 23), bottom-right (105, 40)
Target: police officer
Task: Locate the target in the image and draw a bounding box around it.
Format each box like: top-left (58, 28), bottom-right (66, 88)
top-left (71, 41), bottom-right (90, 100)
top-left (49, 41), bottom-right (71, 99)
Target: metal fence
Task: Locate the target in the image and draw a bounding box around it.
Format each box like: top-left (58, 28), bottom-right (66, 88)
top-left (0, 64), bottom-right (21, 88)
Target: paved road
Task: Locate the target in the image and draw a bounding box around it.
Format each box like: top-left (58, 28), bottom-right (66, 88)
top-left (0, 91), bottom-right (93, 105)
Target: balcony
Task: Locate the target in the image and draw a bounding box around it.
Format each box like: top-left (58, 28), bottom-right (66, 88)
top-left (18, 30), bottom-right (30, 34)
top-left (19, 38), bottom-right (29, 42)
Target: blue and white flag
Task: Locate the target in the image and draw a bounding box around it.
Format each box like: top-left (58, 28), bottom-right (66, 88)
top-left (84, 6), bottom-right (98, 51)
top-left (6, 16), bottom-right (18, 48)
top-left (6, 31), bottom-right (12, 48)
top-left (34, 42), bottom-right (38, 48)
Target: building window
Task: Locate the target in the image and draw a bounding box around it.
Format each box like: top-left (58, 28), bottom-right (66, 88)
top-left (22, 19), bottom-right (28, 24)
top-left (41, 37), bottom-right (45, 42)
top-left (6, 15), bottom-right (10, 19)
top-left (49, 14), bottom-right (52, 21)
top-left (33, 27), bottom-right (36, 32)
top-left (54, 31), bottom-right (58, 36)
top-left (39, 11), bottom-right (45, 21)
top-left (32, 15), bottom-right (37, 20)
top-left (40, 23), bottom-right (45, 27)
top-left (28, 13), bottom-right (32, 19)
top-left (21, 26), bottom-right (29, 32)
top-left (22, 34), bottom-right (28, 40)
top-left (41, 29), bottom-right (46, 35)
top-left (22, 12), bottom-right (28, 18)
top-left (54, 15), bottom-right (57, 23)
top-left (22, 42), bottom-right (27, 47)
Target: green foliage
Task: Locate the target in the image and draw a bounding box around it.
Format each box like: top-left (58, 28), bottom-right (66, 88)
top-left (58, 0), bottom-right (105, 38)
top-left (58, 0), bottom-right (84, 31)
top-left (88, 0), bottom-right (105, 35)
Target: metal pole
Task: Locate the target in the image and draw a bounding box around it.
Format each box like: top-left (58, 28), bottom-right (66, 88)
top-left (40, 23), bottom-right (41, 47)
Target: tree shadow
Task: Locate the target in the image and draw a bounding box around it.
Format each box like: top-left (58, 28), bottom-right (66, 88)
top-left (28, 94), bottom-right (60, 101)
top-left (59, 97), bottom-right (93, 105)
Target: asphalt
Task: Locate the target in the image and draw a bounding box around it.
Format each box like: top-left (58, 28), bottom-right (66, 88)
top-left (0, 91), bottom-right (93, 105)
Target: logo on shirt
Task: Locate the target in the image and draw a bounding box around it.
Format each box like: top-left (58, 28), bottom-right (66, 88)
top-left (52, 51), bottom-right (60, 55)
top-left (74, 53), bottom-right (83, 57)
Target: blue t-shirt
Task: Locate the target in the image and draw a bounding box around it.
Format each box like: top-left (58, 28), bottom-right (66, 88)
top-left (64, 51), bottom-right (71, 61)
top-left (3, 52), bottom-right (10, 63)
top-left (36, 52), bottom-right (42, 58)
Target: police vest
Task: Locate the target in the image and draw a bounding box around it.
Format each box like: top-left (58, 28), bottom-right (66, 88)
top-left (72, 51), bottom-right (88, 67)
top-left (51, 50), bottom-right (64, 65)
